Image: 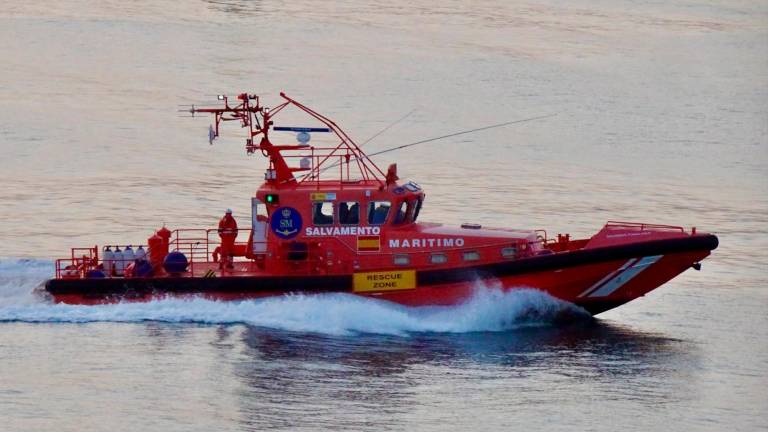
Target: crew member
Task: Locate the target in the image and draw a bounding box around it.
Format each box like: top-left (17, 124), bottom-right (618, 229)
top-left (218, 208), bottom-right (238, 269)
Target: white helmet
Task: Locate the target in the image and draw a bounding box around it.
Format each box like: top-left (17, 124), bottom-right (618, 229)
top-left (225, 208), bottom-right (232, 214)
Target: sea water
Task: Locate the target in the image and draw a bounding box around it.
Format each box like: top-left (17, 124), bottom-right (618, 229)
top-left (0, 1), bottom-right (766, 430)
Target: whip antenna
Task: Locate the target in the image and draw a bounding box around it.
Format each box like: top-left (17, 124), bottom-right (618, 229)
top-left (360, 107), bottom-right (419, 148)
top-left (367, 113), bottom-right (557, 158)
top-left (320, 112), bottom-right (557, 173)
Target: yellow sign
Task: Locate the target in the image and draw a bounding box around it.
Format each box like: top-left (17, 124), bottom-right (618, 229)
top-left (353, 270), bottom-right (416, 292)
top-left (310, 192), bottom-right (337, 201)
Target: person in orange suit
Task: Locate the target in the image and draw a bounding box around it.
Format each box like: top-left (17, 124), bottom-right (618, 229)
top-left (218, 208), bottom-right (238, 269)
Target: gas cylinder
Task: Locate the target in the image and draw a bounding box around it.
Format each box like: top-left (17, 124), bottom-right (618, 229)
top-left (103, 246), bottom-right (114, 276)
top-left (147, 234), bottom-right (166, 269)
top-left (113, 246), bottom-right (125, 276)
top-left (123, 245), bottom-right (136, 265)
top-left (135, 245), bottom-right (147, 261)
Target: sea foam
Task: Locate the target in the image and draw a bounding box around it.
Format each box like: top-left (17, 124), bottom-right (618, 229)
top-left (0, 258), bottom-right (588, 336)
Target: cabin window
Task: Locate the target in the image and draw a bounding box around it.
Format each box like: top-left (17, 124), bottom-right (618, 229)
top-left (430, 253), bottom-right (448, 264)
top-left (405, 198), bottom-right (420, 223)
top-left (312, 202), bottom-right (334, 225)
top-left (393, 254), bottom-right (410, 266)
top-left (413, 197), bottom-right (424, 222)
top-left (393, 201), bottom-right (409, 225)
top-left (339, 202), bottom-right (360, 225)
top-left (462, 251), bottom-right (480, 261)
top-left (501, 247), bottom-right (517, 259)
top-left (368, 201), bottom-right (391, 225)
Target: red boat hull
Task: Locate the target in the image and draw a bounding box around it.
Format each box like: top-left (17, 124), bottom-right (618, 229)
top-left (44, 234), bottom-right (717, 316)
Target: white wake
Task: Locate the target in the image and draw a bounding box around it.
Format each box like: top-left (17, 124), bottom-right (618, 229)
top-left (0, 258), bottom-right (588, 336)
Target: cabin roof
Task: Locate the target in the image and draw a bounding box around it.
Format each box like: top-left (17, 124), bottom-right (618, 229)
top-left (259, 179), bottom-right (385, 192)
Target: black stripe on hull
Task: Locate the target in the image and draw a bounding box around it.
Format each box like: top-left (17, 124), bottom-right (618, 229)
top-left (418, 233), bottom-right (717, 285)
top-left (46, 274), bottom-right (353, 299)
top-left (46, 234), bottom-right (718, 300)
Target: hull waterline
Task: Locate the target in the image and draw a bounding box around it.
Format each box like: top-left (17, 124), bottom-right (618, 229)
top-left (45, 234), bottom-right (718, 316)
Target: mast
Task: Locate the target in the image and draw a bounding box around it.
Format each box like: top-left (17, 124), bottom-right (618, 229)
top-left (189, 92), bottom-right (387, 188)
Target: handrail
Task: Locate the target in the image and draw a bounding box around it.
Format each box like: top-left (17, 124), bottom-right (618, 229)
top-left (56, 225), bottom-right (558, 279)
top-left (168, 228), bottom-right (259, 264)
top-left (55, 246), bottom-right (98, 279)
top-left (605, 221), bottom-right (685, 232)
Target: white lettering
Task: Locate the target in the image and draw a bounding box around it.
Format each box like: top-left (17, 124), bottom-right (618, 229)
top-left (305, 225), bottom-right (384, 237)
top-left (385, 237), bottom-right (466, 249)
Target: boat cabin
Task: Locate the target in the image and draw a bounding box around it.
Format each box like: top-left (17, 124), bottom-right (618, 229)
top-left (53, 93), bottom-right (540, 280)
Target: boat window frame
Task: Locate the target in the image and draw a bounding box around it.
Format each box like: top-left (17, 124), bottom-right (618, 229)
top-left (405, 198), bottom-right (420, 224)
top-left (312, 201), bottom-right (335, 226)
top-left (413, 196), bottom-right (424, 222)
top-left (462, 250), bottom-right (481, 262)
top-left (393, 200), bottom-right (410, 225)
top-left (429, 252), bottom-right (448, 265)
top-left (338, 201), bottom-right (360, 225)
top-left (393, 254), bottom-right (411, 266)
top-left (367, 200), bottom-right (391, 225)
top-left (501, 246), bottom-right (517, 259)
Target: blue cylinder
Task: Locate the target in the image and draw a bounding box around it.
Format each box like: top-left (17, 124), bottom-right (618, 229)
top-left (134, 259), bottom-right (154, 278)
top-left (163, 251), bottom-right (189, 274)
top-left (85, 269), bottom-right (106, 278)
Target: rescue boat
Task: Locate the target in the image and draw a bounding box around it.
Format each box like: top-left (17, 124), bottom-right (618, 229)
top-left (43, 92), bottom-right (718, 315)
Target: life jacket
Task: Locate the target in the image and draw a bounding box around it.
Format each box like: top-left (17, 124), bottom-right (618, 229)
top-left (218, 215), bottom-right (238, 238)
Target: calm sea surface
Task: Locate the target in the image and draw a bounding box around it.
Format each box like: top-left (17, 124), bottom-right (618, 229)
top-left (1, 1), bottom-right (766, 430)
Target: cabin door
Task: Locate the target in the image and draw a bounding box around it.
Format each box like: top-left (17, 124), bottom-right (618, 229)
top-left (251, 197), bottom-right (267, 254)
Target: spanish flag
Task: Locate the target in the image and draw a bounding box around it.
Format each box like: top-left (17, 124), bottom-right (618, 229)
top-left (357, 235), bottom-right (381, 252)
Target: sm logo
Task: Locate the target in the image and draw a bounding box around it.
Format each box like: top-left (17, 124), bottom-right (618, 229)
top-left (271, 207), bottom-right (302, 239)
